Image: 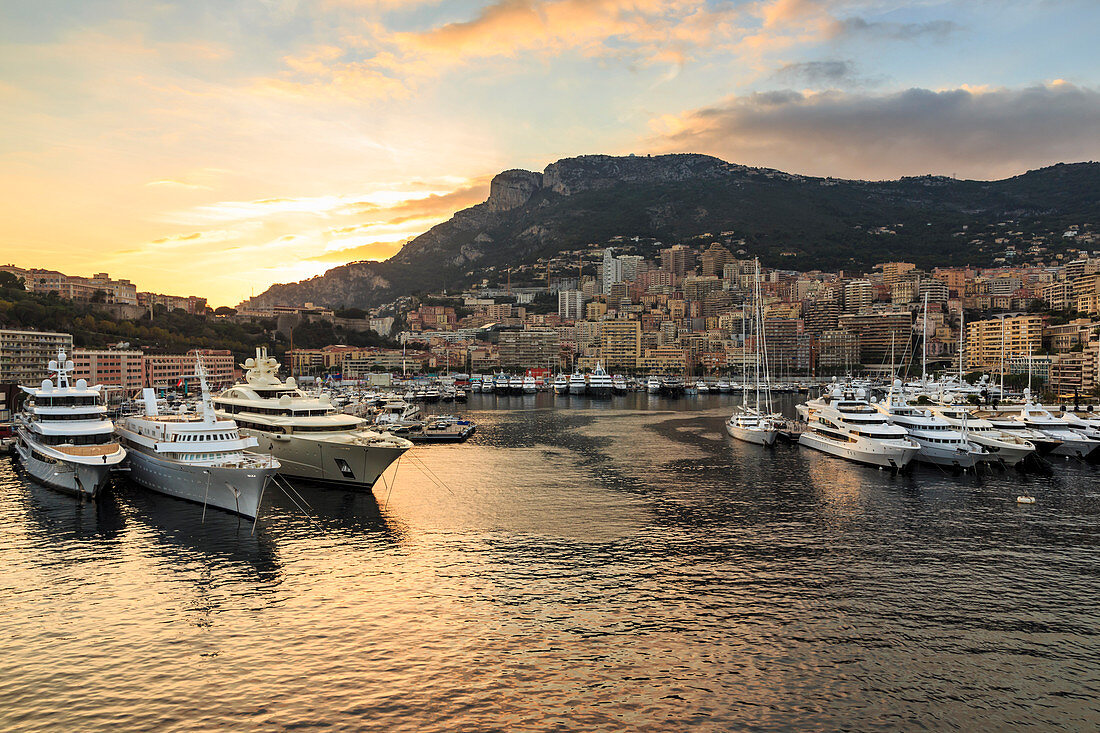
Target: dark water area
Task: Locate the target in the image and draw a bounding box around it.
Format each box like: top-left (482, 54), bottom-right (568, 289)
top-left (2, 393), bottom-right (1099, 731)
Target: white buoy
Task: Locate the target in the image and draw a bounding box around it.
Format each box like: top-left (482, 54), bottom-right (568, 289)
top-left (1017, 495), bottom-right (1036, 504)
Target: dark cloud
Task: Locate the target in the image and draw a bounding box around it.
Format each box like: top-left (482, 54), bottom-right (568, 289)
top-left (650, 83), bottom-right (1100, 180)
top-left (832, 17), bottom-right (962, 41)
top-left (772, 60), bottom-right (871, 87)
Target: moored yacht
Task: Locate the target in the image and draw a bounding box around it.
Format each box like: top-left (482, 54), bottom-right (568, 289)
top-left (1007, 391), bottom-right (1100, 458)
top-left (798, 386), bottom-right (919, 469)
top-left (727, 257), bottom-right (783, 446)
top-left (493, 372), bottom-right (510, 395)
top-left (646, 376), bottom-right (661, 394)
top-left (717, 378), bottom-right (731, 393)
top-left (553, 374), bottom-right (569, 394)
top-left (568, 370), bottom-right (587, 395)
top-left (508, 375), bottom-right (524, 394)
top-left (13, 350), bottom-right (126, 498)
top-left (522, 375), bottom-right (538, 394)
top-left (116, 364), bottom-right (278, 520)
top-left (875, 380), bottom-right (987, 469)
top-left (726, 408), bottom-right (778, 446)
top-left (612, 375), bottom-right (628, 394)
top-left (587, 362), bottom-right (613, 398)
top-left (213, 348), bottom-right (412, 489)
top-left (929, 403), bottom-right (1036, 467)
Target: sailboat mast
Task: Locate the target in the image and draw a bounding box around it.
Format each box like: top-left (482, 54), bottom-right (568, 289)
top-left (921, 292), bottom-right (928, 386)
top-left (958, 307), bottom-right (964, 381)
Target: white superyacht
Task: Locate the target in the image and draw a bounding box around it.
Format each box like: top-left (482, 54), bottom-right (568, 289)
top-left (875, 380), bottom-right (988, 469)
top-left (116, 364), bottom-right (279, 520)
top-left (214, 349), bottom-right (412, 489)
top-left (929, 403), bottom-right (1036, 467)
top-left (798, 386), bottom-right (919, 469)
top-left (587, 362), bottom-right (613, 398)
top-left (13, 350), bottom-right (126, 498)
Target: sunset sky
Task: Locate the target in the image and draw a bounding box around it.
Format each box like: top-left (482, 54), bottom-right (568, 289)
top-left (2, 0), bottom-right (1098, 306)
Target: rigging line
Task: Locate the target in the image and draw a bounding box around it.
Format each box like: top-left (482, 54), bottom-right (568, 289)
top-left (407, 452), bottom-right (455, 495)
top-left (274, 473), bottom-right (313, 512)
top-left (275, 476), bottom-right (315, 524)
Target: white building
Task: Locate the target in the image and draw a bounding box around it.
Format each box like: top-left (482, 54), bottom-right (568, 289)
top-left (558, 290), bottom-right (586, 320)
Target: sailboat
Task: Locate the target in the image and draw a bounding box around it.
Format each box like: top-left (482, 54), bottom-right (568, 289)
top-left (727, 259), bottom-right (781, 446)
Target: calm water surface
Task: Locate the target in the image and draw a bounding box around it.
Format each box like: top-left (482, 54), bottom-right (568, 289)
top-left (2, 394), bottom-right (1099, 731)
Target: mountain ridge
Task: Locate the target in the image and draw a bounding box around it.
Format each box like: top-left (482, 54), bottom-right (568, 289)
top-left (250, 154), bottom-right (1100, 309)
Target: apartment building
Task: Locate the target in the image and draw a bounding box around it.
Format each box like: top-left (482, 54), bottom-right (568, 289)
top-left (0, 329), bottom-right (73, 384)
top-left (71, 348), bottom-right (145, 392)
top-left (143, 349), bottom-right (234, 389)
top-left (600, 320), bottom-right (642, 373)
top-left (498, 329), bottom-right (560, 370)
top-left (965, 315), bottom-right (1044, 371)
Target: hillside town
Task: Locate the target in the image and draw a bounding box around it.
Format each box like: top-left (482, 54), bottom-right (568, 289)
top-left (6, 227), bottom-right (1097, 410)
top-left (257, 234), bottom-right (1100, 399)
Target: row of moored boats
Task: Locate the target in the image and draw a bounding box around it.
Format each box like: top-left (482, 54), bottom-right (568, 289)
top-left (726, 379), bottom-right (1100, 471)
top-left (10, 348), bottom-right (413, 520)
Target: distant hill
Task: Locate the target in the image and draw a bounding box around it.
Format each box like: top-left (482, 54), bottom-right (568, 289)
top-left (251, 154), bottom-right (1100, 309)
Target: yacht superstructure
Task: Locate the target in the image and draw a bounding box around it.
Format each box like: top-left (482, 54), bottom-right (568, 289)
top-left (213, 348), bottom-right (412, 489)
top-left (929, 403), bottom-right (1036, 467)
top-left (875, 380), bottom-right (987, 468)
top-left (798, 386), bottom-right (919, 468)
top-left (116, 361), bottom-right (278, 520)
top-left (587, 363), bottom-right (613, 398)
top-left (1005, 392), bottom-right (1100, 458)
top-left (13, 350), bottom-right (126, 498)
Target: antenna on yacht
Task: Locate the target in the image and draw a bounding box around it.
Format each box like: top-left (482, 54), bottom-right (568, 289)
top-left (195, 352), bottom-right (215, 423)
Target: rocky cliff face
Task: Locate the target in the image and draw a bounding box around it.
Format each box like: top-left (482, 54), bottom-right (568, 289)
top-left (251, 261), bottom-right (392, 310)
top-left (486, 169), bottom-right (543, 212)
top-left (247, 155), bottom-right (1100, 310)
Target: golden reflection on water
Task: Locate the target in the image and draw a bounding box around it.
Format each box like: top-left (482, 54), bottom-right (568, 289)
top-left (1, 393), bottom-right (1099, 731)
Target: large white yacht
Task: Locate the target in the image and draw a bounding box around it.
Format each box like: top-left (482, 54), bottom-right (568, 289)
top-left (798, 386), bottom-right (919, 469)
top-left (116, 364), bottom-right (279, 520)
top-left (553, 374), bottom-right (569, 394)
top-left (929, 403), bottom-right (1036, 467)
top-left (1000, 391), bottom-right (1100, 458)
top-left (587, 363), bottom-right (613, 398)
top-left (522, 375), bottom-right (538, 394)
top-left (568, 370), bottom-right (587, 395)
top-left (213, 348), bottom-right (412, 489)
top-left (13, 350), bottom-right (126, 498)
top-left (875, 380), bottom-right (987, 469)
top-left (646, 376), bottom-right (661, 394)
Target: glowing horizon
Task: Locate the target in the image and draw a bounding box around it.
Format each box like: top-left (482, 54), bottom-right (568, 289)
top-left (2, 1), bottom-right (1098, 306)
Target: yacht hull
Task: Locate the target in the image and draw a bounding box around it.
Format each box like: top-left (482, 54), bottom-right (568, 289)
top-left (15, 439), bottom-right (113, 499)
top-left (1046, 433), bottom-right (1100, 458)
top-left (725, 422), bottom-right (777, 446)
top-left (245, 430), bottom-right (408, 490)
top-left (798, 432), bottom-right (918, 469)
top-left (911, 441), bottom-right (983, 468)
top-left (125, 449), bottom-right (275, 520)
top-left (969, 435), bottom-right (1034, 467)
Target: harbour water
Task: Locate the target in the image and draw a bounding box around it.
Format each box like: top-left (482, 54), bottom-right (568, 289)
top-left (2, 394), bottom-right (1099, 731)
